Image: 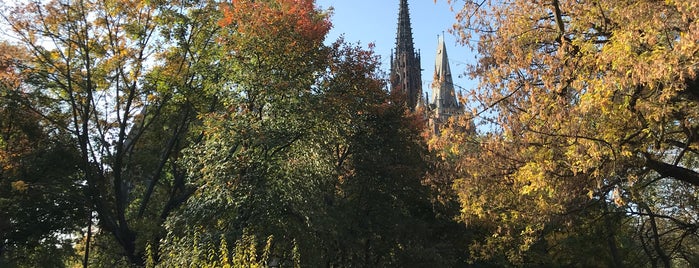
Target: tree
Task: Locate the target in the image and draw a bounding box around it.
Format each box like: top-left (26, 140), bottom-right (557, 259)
top-left (318, 40), bottom-right (457, 267)
top-left (1, 0), bottom-right (485, 266)
top-left (160, 0), bottom-right (334, 266)
top-left (0, 41), bottom-right (85, 267)
top-left (1, 0), bottom-right (223, 265)
top-left (445, 0), bottom-right (699, 265)
top-left (160, 0), bottom-right (460, 265)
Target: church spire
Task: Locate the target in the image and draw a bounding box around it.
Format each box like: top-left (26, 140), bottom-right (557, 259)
top-left (395, 0), bottom-right (415, 55)
top-left (431, 35), bottom-right (460, 115)
top-left (390, 0), bottom-right (422, 111)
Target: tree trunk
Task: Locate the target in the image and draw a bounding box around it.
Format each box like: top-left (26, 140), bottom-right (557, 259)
top-left (82, 212), bottom-right (92, 268)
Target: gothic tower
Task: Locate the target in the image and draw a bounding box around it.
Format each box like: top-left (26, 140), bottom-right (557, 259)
top-left (390, 0), bottom-right (422, 111)
top-left (430, 35), bottom-right (461, 118)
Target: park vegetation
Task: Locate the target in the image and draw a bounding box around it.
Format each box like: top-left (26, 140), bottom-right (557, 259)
top-left (0, 0), bottom-right (697, 267)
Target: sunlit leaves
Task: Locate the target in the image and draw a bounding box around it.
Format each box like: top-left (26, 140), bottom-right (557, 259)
top-left (1, 0), bottom-right (227, 265)
top-left (161, 1), bottom-right (335, 265)
top-left (220, 0), bottom-right (330, 41)
top-left (444, 0), bottom-right (699, 264)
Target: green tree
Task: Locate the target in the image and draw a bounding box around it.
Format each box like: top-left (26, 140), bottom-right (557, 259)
top-left (318, 40), bottom-right (460, 266)
top-left (0, 41), bottom-right (85, 267)
top-left (161, 0), bottom-right (457, 266)
top-left (160, 0), bottom-right (333, 266)
top-left (1, 0), bottom-right (223, 265)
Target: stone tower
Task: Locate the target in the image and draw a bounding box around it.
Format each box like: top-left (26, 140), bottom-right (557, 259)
top-left (430, 35), bottom-right (461, 118)
top-left (390, 0), bottom-right (422, 111)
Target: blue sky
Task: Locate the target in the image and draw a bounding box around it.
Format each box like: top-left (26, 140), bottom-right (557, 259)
top-left (315, 0), bottom-right (477, 101)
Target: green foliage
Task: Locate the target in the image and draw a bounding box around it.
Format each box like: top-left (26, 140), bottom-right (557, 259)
top-left (0, 0), bottom-right (474, 266)
top-left (2, 0), bottom-right (227, 264)
top-left (160, 1), bottom-right (460, 264)
top-left (160, 1), bottom-right (334, 265)
top-left (0, 50), bottom-right (85, 266)
top-left (145, 242), bottom-right (156, 268)
top-left (231, 232), bottom-right (265, 268)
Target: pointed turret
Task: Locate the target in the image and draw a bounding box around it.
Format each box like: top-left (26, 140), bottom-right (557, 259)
top-left (390, 0), bottom-right (422, 111)
top-left (395, 0), bottom-right (415, 56)
top-left (431, 35), bottom-right (460, 117)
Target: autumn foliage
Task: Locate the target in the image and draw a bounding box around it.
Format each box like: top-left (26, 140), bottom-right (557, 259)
top-left (443, 0), bottom-right (699, 265)
top-left (4, 0), bottom-right (699, 266)
top-left (220, 0), bottom-right (331, 45)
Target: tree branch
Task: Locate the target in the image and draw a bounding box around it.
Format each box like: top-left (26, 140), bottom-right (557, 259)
top-left (551, 0), bottom-right (566, 43)
top-left (644, 153), bottom-right (699, 187)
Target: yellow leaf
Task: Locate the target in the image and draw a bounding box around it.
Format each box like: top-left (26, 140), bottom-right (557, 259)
top-left (11, 180), bottom-right (28, 192)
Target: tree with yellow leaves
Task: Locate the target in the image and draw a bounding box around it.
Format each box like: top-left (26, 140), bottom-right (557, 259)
top-left (444, 0), bottom-right (699, 265)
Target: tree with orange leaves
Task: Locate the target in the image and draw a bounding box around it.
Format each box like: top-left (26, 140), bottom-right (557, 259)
top-left (442, 0), bottom-right (699, 265)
